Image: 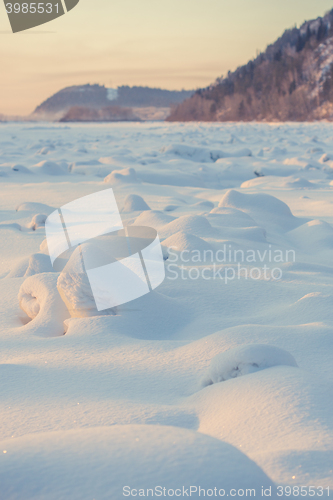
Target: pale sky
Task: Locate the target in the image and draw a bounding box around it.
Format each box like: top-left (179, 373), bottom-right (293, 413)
top-left (1, 0), bottom-right (333, 115)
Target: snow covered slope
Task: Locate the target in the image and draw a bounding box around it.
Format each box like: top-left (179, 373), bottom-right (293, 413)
top-left (0, 122), bottom-right (332, 498)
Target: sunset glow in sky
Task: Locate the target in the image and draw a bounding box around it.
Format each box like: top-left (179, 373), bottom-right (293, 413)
top-left (1, 0), bottom-right (333, 115)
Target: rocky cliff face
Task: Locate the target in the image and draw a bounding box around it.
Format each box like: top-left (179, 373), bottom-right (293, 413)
top-left (167, 9), bottom-right (333, 122)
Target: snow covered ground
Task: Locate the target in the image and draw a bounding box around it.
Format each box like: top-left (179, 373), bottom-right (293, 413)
top-left (0, 122), bottom-right (332, 499)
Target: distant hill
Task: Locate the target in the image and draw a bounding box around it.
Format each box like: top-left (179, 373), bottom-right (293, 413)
top-left (167, 9), bottom-right (333, 122)
top-left (33, 85), bottom-right (194, 121)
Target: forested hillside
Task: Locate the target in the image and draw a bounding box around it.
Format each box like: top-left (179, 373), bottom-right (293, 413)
top-left (167, 9), bottom-right (333, 121)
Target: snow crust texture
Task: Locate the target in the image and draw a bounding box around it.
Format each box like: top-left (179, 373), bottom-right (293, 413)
top-left (0, 122), bottom-right (333, 496)
top-left (0, 425), bottom-right (275, 500)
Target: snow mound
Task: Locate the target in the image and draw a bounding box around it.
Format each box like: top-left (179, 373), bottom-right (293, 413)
top-left (240, 176), bottom-right (280, 189)
top-left (0, 425), bottom-right (275, 499)
top-left (285, 292), bottom-right (333, 324)
top-left (219, 189), bottom-right (293, 216)
top-left (8, 253), bottom-right (54, 278)
top-left (16, 202), bottom-right (55, 215)
top-left (241, 176), bottom-right (317, 190)
top-left (99, 156), bottom-right (121, 164)
top-left (10, 164), bottom-right (32, 174)
top-left (161, 143), bottom-right (226, 162)
top-left (218, 190), bottom-right (299, 231)
top-left (68, 162), bottom-right (111, 177)
top-left (133, 210), bottom-right (175, 229)
top-left (32, 160), bottom-right (67, 176)
top-left (282, 177), bottom-right (317, 189)
top-left (122, 194), bottom-right (151, 212)
top-left (160, 215), bottom-right (212, 239)
top-left (208, 207), bottom-right (258, 228)
top-left (161, 231), bottom-right (213, 253)
top-left (288, 219), bottom-right (333, 251)
top-left (320, 153), bottom-right (330, 163)
top-left (24, 254), bottom-right (54, 277)
top-left (28, 213), bottom-right (47, 230)
top-left (18, 273), bottom-right (69, 336)
top-left (57, 245), bottom-right (116, 318)
top-left (161, 144), bottom-right (252, 163)
top-left (39, 238), bottom-right (49, 254)
top-left (104, 167), bottom-right (139, 184)
top-left (252, 161), bottom-right (300, 177)
top-left (203, 344), bottom-right (298, 386)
